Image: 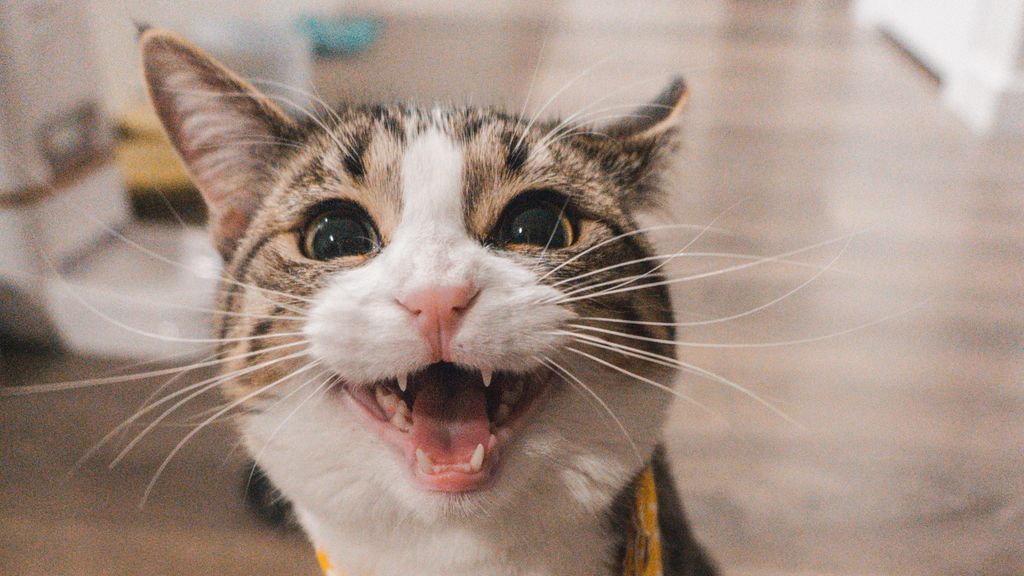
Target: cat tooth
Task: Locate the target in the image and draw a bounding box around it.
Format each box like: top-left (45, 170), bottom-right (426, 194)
top-left (415, 448), bottom-right (433, 474)
top-left (397, 374), bottom-right (408, 392)
top-left (494, 403), bottom-right (511, 424)
top-left (390, 406), bottom-right (411, 432)
top-left (481, 369), bottom-right (493, 388)
top-left (469, 443), bottom-right (485, 472)
top-left (375, 384), bottom-right (399, 414)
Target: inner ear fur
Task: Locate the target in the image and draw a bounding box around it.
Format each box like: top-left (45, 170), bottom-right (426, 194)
top-left (605, 77), bottom-right (688, 142)
top-left (139, 28), bottom-right (299, 257)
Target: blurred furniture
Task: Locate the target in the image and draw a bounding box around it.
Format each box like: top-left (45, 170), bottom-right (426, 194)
top-left (0, 1), bottom-right (218, 359)
top-left (0, 1), bottom-right (130, 343)
top-left (856, 0), bottom-right (1024, 136)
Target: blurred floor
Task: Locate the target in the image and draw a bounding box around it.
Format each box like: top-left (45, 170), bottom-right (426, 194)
top-left (2, 2), bottom-right (1023, 575)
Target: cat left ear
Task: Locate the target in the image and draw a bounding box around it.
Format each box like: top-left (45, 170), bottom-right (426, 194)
top-left (588, 78), bottom-right (688, 211)
top-left (139, 28), bottom-right (299, 257)
top-left (606, 77), bottom-right (688, 142)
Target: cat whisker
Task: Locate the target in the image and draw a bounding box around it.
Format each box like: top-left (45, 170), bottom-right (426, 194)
top-left (532, 73), bottom-right (684, 152)
top-left (514, 55), bottom-right (615, 154)
top-left (559, 331), bottom-right (797, 427)
top-left (111, 344), bottom-right (311, 461)
top-left (512, 33), bottom-right (550, 140)
top-left (538, 223), bottom-right (737, 282)
top-left (567, 301), bottom-right (924, 349)
top-left (587, 198), bottom-right (749, 296)
top-left (189, 138), bottom-right (310, 152)
top-left (140, 358), bottom-right (322, 505)
top-left (42, 193), bottom-right (320, 310)
top-left (548, 198), bottom-right (748, 300)
top-left (561, 345), bottom-right (716, 416)
top-left (243, 368), bottom-right (338, 494)
top-left (113, 348), bottom-right (313, 470)
top-left (574, 236), bottom-right (853, 328)
top-left (190, 365), bottom-right (330, 428)
top-left (249, 77), bottom-right (344, 127)
top-left (1, 337), bottom-right (309, 397)
top-left (536, 355), bottom-right (643, 464)
top-left (43, 272), bottom-right (308, 345)
top-left (0, 260), bottom-right (307, 323)
top-left (159, 86), bottom-right (349, 153)
top-left (551, 229), bottom-right (866, 304)
top-left (550, 250), bottom-right (858, 293)
top-left (71, 342), bottom-right (311, 472)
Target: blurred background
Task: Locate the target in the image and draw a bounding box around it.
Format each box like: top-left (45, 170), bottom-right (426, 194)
top-left (1, 1), bottom-right (1022, 575)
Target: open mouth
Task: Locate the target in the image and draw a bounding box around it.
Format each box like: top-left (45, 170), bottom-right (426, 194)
top-left (343, 363), bottom-right (548, 493)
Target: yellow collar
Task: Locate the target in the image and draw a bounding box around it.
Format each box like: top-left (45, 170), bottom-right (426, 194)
top-left (317, 465), bottom-right (663, 576)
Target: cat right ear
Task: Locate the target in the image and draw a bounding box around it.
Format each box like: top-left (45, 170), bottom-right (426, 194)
top-left (139, 28), bottom-right (298, 257)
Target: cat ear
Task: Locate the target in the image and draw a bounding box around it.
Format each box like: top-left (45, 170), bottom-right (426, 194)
top-left (606, 77), bottom-right (688, 142)
top-left (139, 28), bottom-right (298, 256)
top-left (589, 78), bottom-right (688, 211)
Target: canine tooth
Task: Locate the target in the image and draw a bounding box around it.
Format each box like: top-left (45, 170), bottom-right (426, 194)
top-left (397, 374), bottom-right (408, 392)
top-left (416, 449), bottom-right (433, 474)
top-left (481, 369), bottom-right (493, 388)
top-left (494, 404), bottom-right (511, 424)
top-left (469, 443), bottom-right (485, 472)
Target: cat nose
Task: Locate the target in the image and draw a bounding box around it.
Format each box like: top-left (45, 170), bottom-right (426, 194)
top-left (398, 283), bottom-right (478, 362)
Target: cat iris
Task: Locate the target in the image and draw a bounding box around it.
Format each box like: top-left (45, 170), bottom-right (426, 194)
top-left (496, 192), bottom-right (576, 250)
top-left (303, 202), bottom-right (379, 260)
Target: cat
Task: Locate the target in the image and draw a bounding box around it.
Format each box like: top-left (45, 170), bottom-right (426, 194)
top-left (140, 27), bottom-right (716, 576)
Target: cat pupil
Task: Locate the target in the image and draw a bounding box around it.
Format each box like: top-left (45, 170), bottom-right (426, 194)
top-left (505, 205), bottom-right (571, 248)
top-left (307, 212), bottom-right (376, 260)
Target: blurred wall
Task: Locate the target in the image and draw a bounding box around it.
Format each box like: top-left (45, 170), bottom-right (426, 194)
top-left (84, 0), bottom-right (561, 115)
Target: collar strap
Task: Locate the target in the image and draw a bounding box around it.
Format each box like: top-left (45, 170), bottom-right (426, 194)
top-left (317, 465), bottom-right (663, 576)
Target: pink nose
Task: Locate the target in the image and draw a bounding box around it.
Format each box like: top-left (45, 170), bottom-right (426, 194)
top-left (398, 284), bottom-right (477, 362)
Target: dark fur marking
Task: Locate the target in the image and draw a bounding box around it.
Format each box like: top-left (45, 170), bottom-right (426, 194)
top-left (218, 235), bottom-right (274, 341)
top-left (244, 463), bottom-right (299, 531)
top-left (370, 105), bottom-right (403, 139)
top-left (248, 308), bottom-right (281, 353)
top-left (342, 141), bottom-right (367, 179)
top-left (462, 118), bottom-right (484, 142)
top-left (506, 139), bottom-right (529, 174)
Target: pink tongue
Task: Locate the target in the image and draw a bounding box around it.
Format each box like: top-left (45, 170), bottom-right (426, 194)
top-left (410, 378), bottom-right (491, 465)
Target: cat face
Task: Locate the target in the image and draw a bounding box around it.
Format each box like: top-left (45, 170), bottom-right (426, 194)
top-left (141, 29), bottom-right (685, 526)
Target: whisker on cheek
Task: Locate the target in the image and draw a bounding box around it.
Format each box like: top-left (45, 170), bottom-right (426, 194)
top-left (97, 346), bottom-right (312, 471)
top-left (140, 358), bottom-right (323, 506)
top-left (562, 344), bottom-right (716, 417)
top-left (549, 229), bottom-right (866, 304)
top-left (558, 331), bottom-right (799, 427)
top-left (536, 354), bottom-right (643, 464)
top-left (573, 235), bottom-right (853, 328)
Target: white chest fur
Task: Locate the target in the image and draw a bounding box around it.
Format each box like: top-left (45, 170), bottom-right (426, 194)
top-left (298, 501), bottom-right (616, 576)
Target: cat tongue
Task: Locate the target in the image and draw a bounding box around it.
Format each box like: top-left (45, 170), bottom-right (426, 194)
top-left (410, 376), bottom-right (490, 466)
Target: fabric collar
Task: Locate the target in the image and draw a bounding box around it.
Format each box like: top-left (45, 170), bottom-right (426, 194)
top-left (316, 465), bottom-right (663, 576)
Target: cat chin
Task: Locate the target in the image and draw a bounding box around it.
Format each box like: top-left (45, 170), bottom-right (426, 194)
top-left (239, 358), bottom-right (672, 573)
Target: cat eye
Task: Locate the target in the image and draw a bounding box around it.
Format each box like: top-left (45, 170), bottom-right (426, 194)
top-left (496, 194), bottom-right (576, 250)
top-left (302, 203), bottom-right (379, 261)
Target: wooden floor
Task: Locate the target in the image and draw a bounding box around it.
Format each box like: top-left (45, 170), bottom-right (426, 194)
top-left (2, 2), bottom-right (1023, 575)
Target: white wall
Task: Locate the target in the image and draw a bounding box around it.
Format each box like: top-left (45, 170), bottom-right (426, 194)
top-left (856, 0), bottom-right (1024, 136)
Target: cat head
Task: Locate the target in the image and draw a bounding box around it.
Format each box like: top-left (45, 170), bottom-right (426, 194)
top-left (141, 28), bottom-right (685, 527)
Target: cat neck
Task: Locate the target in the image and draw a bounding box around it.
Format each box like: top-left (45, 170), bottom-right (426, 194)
top-left (300, 465), bottom-right (663, 576)
top-left (301, 504), bottom-right (613, 576)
